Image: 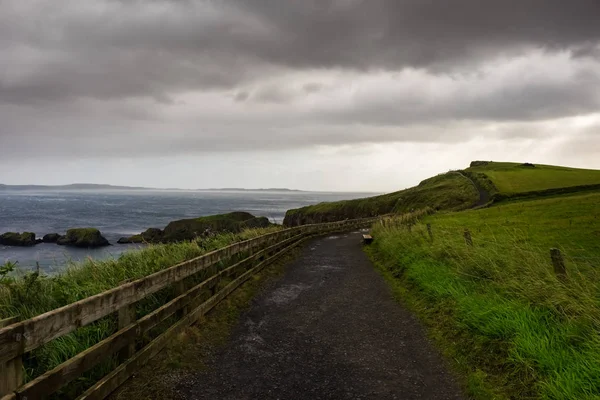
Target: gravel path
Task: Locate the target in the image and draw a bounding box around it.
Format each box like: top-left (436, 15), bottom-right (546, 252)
top-left (177, 231), bottom-right (465, 400)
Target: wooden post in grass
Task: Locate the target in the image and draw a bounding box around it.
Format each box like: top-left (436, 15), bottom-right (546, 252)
top-left (427, 224), bottom-right (433, 242)
top-left (550, 248), bottom-right (566, 279)
top-left (463, 229), bottom-right (473, 247)
top-left (0, 316), bottom-right (23, 397)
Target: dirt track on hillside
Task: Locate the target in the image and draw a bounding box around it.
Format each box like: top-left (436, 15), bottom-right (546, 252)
top-left (457, 171), bottom-right (490, 207)
top-left (174, 232), bottom-right (464, 400)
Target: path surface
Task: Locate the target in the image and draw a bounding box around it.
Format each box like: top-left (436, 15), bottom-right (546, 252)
top-left (177, 232), bottom-right (464, 400)
top-left (456, 171), bottom-right (490, 207)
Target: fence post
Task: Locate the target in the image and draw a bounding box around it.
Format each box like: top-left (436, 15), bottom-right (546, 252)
top-left (427, 224), bottom-right (433, 242)
top-left (550, 248), bottom-right (566, 278)
top-left (0, 316), bottom-right (23, 396)
top-left (117, 290), bottom-right (137, 363)
top-left (175, 280), bottom-right (190, 316)
top-left (463, 229), bottom-right (473, 247)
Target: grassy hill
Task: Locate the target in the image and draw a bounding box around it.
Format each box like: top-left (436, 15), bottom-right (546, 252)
top-left (467, 161), bottom-right (600, 198)
top-left (366, 171), bottom-right (600, 398)
top-left (284, 172), bottom-right (478, 226)
top-left (285, 161), bottom-right (600, 226)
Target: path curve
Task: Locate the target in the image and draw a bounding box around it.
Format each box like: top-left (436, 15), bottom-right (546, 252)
top-left (176, 232), bottom-right (465, 400)
top-left (456, 171), bottom-right (490, 207)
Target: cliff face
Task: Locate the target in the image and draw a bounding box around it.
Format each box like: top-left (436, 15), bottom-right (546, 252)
top-left (283, 172), bottom-right (478, 226)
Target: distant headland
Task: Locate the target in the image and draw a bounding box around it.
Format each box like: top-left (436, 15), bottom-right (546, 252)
top-left (0, 183), bottom-right (305, 192)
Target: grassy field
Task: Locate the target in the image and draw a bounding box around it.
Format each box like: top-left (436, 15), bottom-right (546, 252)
top-left (366, 191), bottom-right (600, 399)
top-left (0, 226), bottom-right (281, 397)
top-left (430, 191), bottom-right (600, 259)
top-left (284, 172), bottom-right (477, 225)
top-left (467, 162), bottom-right (600, 195)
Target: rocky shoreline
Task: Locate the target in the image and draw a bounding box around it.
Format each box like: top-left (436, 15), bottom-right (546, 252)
top-left (0, 211), bottom-right (272, 249)
top-left (0, 228), bottom-right (110, 248)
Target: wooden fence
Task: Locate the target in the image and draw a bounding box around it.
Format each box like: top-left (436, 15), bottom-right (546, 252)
top-left (0, 218), bottom-right (375, 400)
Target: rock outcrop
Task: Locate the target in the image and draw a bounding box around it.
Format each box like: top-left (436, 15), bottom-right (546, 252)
top-left (56, 228), bottom-right (110, 248)
top-left (161, 212), bottom-right (270, 242)
top-left (0, 232), bottom-right (37, 246)
top-left (118, 228), bottom-right (164, 244)
top-left (470, 161), bottom-right (491, 167)
top-left (119, 212), bottom-right (272, 244)
top-left (42, 233), bottom-right (61, 243)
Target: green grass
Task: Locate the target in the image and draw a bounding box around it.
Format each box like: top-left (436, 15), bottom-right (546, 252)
top-left (429, 191), bottom-right (600, 259)
top-left (468, 162), bottom-right (600, 195)
top-left (0, 226), bottom-right (281, 397)
top-left (284, 172), bottom-right (477, 225)
top-left (367, 192), bottom-right (600, 399)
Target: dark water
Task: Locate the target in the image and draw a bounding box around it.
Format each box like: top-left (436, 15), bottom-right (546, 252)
top-left (0, 190), bottom-right (369, 273)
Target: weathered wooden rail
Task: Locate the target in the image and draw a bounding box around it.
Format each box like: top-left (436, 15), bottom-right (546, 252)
top-left (0, 218), bottom-right (374, 400)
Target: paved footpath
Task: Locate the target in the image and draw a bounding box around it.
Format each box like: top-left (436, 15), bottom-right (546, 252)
top-left (177, 231), bottom-right (465, 400)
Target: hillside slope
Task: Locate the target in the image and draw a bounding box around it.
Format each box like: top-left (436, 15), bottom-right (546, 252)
top-left (284, 161), bottom-right (600, 226)
top-left (283, 172), bottom-right (477, 226)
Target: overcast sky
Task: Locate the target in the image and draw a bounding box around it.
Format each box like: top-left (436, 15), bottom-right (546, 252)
top-left (1, 0), bottom-right (599, 191)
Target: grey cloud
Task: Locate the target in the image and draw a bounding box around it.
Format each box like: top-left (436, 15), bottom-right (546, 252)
top-left (2, 0), bottom-right (600, 105)
top-left (303, 83), bottom-right (325, 94)
top-left (1, 94), bottom-right (594, 161)
top-left (1, 0), bottom-right (600, 167)
top-left (572, 43), bottom-right (600, 59)
top-left (234, 0), bottom-right (600, 69)
top-left (234, 91), bottom-right (250, 102)
top-left (325, 72), bottom-right (600, 125)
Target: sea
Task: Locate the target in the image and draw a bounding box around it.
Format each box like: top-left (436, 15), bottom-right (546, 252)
top-left (0, 189), bottom-right (369, 274)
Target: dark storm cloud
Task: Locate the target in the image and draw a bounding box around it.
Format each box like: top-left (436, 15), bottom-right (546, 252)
top-left (1, 0), bottom-right (600, 104)
top-left (234, 0), bottom-right (600, 69)
top-left (1, 0), bottom-right (600, 168)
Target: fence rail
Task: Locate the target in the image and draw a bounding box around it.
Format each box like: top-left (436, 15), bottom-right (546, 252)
top-left (0, 218), bottom-right (375, 400)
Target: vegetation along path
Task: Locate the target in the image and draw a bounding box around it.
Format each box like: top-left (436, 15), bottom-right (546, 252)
top-left (176, 231), bottom-right (464, 399)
